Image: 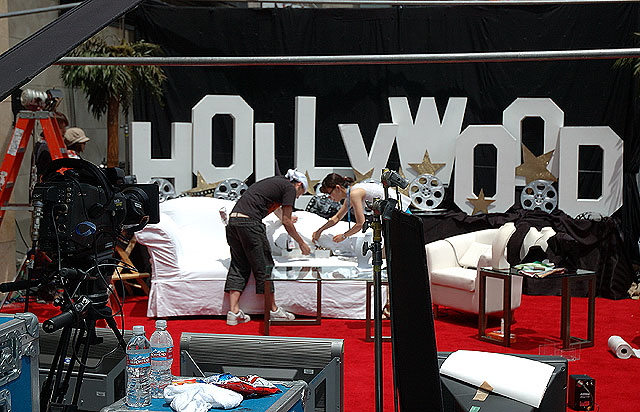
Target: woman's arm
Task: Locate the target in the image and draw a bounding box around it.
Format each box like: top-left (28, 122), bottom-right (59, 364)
top-left (312, 200), bottom-right (348, 242)
top-left (332, 188), bottom-right (366, 242)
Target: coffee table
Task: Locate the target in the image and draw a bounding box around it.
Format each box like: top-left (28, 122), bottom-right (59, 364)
top-left (478, 267), bottom-right (596, 349)
top-left (264, 255), bottom-right (374, 335)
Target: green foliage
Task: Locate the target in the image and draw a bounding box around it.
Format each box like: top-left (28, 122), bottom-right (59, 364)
top-left (61, 36), bottom-right (166, 119)
top-left (613, 32), bottom-right (640, 87)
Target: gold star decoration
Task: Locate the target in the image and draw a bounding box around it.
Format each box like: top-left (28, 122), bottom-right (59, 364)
top-left (408, 150), bottom-right (446, 176)
top-left (515, 145), bottom-right (557, 184)
top-left (353, 168), bottom-right (374, 183)
top-left (467, 189), bottom-right (495, 215)
top-left (305, 170), bottom-right (321, 196)
top-left (183, 171), bottom-right (222, 197)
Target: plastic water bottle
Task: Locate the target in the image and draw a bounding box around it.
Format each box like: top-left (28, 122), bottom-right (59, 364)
top-left (126, 325), bottom-right (151, 407)
top-left (150, 319), bottom-right (174, 398)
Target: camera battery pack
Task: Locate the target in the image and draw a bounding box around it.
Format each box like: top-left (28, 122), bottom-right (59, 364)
top-left (568, 374), bottom-right (595, 411)
top-left (0, 312), bottom-right (40, 412)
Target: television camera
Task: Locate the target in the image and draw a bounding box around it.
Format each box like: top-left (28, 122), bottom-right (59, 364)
top-left (0, 158), bottom-right (159, 412)
top-left (32, 159), bottom-right (159, 263)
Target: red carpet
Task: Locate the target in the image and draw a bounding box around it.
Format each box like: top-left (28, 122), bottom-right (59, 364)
top-left (4, 293), bottom-right (639, 411)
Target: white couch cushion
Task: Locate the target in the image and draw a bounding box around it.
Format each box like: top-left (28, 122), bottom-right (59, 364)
top-left (458, 242), bottom-right (492, 269)
top-left (430, 267), bottom-right (477, 292)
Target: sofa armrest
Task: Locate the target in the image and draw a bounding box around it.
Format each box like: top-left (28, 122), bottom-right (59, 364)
top-left (135, 213), bottom-right (182, 278)
top-left (425, 240), bottom-right (461, 271)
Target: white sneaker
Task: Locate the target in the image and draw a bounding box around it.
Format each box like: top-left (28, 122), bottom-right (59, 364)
top-left (270, 307), bottom-right (295, 321)
top-left (226, 310), bottom-right (251, 325)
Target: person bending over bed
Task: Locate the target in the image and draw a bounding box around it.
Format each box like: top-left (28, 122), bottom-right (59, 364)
top-left (311, 172), bottom-right (411, 319)
top-left (311, 173), bottom-right (411, 244)
top-left (224, 170), bottom-right (312, 326)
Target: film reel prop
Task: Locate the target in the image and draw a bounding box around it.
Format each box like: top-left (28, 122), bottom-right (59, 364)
top-left (408, 174), bottom-right (445, 211)
top-left (214, 178), bottom-right (248, 201)
top-left (306, 194), bottom-right (341, 219)
top-left (149, 178), bottom-right (177, 202)
top-left (520, 180), bottom-right (557, 213)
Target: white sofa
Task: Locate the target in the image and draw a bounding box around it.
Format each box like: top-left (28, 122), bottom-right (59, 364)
top-left (134, 196), bottom-right (375, 319)
top-left (425, 223), bottom-right (524, 315)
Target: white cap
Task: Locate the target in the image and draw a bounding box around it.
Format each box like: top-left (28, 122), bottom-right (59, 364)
top-left (285, 169), bottom-right (308, 192)
top-left (156, 319), bottom-right (167, 329)
top-left (133, 325), bottom-right (145, 335)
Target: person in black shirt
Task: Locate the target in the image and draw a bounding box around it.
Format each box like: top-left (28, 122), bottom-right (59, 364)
top-left (225, 169), bottom-right (311, 325)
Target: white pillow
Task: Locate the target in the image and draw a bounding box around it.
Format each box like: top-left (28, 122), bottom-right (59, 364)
top-left (491, 222), bottom-right (516, 269)
top-left (458, 242), bottom-right (492, 269)
top-left (519, 226), bottom-right (557, 260)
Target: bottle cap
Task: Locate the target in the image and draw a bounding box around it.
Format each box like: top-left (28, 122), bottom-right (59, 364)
top-left (133, 325), bottom-right (145, 335)
top-left (156, 319), bottom-right (167, 329)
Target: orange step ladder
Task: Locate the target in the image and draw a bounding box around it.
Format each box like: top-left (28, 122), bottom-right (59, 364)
top-left (0, 110), bottom-right (68, 228)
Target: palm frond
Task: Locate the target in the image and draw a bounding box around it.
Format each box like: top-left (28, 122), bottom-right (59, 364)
top-left (60, 35), bottom-right (167, 118)
top-left (613, 32), bottom-right (640, 93)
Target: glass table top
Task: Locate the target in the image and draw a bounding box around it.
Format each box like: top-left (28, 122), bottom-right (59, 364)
top-left (270, 255), bottom-right (385, 281)
top-left (480, 266), bottom-right (596, 279)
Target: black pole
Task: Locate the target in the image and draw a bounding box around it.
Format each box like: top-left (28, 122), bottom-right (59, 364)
top-left (370, 216), bottom-right (384, 412)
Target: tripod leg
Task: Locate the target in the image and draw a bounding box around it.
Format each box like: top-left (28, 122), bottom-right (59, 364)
top-left (100, 306), bottom-right (127, 350)
top-left (53, 327), bottom-right (86, 406)
top-left (40, 326), bottom-right (73, 412)
top-left (71, 319), bottom-right (97, 406)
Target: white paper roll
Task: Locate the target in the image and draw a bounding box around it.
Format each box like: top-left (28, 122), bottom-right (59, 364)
top-left (608, 335), bottom-right (640, 359)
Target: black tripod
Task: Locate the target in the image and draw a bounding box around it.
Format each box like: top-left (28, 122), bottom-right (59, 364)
top-left (40, 270), bottom-right (127, 412)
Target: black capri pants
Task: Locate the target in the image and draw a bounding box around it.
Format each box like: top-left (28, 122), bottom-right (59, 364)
top-left (224, 217), bottom-right (275, 294)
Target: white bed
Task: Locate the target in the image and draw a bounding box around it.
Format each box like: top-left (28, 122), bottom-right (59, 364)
top-left (134, 196), bottom-right (377, 319)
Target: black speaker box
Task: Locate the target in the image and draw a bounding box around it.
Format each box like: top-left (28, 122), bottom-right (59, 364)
top-left (38, 325), bottom-right (132, 411)
top-left (568, 374), bottom-right (595, 411)
top-left (437, 352), bottom-right (568, 412)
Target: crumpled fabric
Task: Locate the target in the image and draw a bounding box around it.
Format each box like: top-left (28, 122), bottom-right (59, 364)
top-left (628, 282), bottom-right (640, 299)
top-left (204, 373), bottom-right (280, 397)
top-left (164, 383), bottom-right (243, 412)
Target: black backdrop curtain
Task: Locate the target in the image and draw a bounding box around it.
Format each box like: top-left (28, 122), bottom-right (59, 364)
top-left (130, 2), bottom-right (640, 289)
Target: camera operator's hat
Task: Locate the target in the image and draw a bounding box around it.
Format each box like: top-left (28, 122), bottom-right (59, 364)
top-left (64, 127), bottom-right (90, 146)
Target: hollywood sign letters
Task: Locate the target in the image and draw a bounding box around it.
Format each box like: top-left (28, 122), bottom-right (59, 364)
top-left (131, 95), bottom-right (623, 217)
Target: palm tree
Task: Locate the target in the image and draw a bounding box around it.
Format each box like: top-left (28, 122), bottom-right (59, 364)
top-left (61, 36), bottom-right (166, 167)
top-left (614, 33), bottom-right (640, 91)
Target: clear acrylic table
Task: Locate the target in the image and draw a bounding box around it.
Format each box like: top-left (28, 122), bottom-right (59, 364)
top-left (264, 255), bottom-right (379, 336)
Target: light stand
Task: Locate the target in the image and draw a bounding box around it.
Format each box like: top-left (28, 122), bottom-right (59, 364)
top-left (363, 168), bottom-right (409, 412)
top-left (363, 211), bottom-right (385, 412)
